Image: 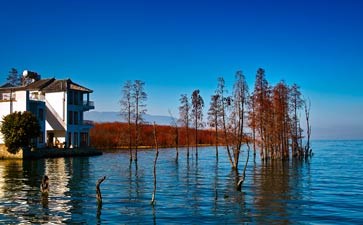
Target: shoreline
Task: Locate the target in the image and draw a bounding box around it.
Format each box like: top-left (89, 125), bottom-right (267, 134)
top-left (0, 145), bottom-right (102, 159)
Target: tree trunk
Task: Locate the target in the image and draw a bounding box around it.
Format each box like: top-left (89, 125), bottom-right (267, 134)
top-left (237, 142), bottom-right (250, 191)
top-left (151, 122), bottom-right (159, 205)
top-left (96, 176), bottom-right (106, 204)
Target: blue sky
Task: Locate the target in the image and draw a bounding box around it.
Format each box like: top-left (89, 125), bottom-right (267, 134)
top-left (0, 0), bottom-right (362, 139)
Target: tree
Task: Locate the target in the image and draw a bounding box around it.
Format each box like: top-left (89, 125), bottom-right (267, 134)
top-left (169, 110), bottom-right (179, 162)
top-left (229, 71), bottom-right (249, 169)
top-left (289, 83), bottom-right (304, 157)
top-left (304, 98), bottom-right (312, 156)
top-left (251, 68), bottom-right (271, 161)
top-left (6, 68), bottom-right (21, 86)
top-left (216, 77), bottom-right (234, 166)
top-left (272, 81), bottom-right (290, 159)
top-left (0, 111), bottom-right (41, 154)
top-left (120, 80), bottom-right (147, 162)
top-left (191, 89), bottom-right (204, 157)
top-left (179, 94), bottom-right (190, 157)
top-left (208, 94), bottom-right (220, 159)
top-left (120, 80), bottom-right (133, 162)
top-left (132, 80), bottom-right (147, 162)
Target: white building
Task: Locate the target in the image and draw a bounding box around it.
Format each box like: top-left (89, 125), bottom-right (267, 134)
top-left (0, 75), bottom-right (94, 149)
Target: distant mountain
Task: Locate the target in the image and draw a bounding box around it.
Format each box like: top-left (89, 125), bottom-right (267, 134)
top-left (84, 111), bottom-right (175, 125)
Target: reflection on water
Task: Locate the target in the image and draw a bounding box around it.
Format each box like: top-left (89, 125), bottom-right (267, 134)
top-left (0, 141), bottom-right (363, 224)
top-left (0, 157), bottom-right (90, 224)
top-left (252, 160), bottom-right (309, 225)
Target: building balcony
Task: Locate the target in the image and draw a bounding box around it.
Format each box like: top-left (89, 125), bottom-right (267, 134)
top-left (83, 120), bottom-right (94, 126)
top-left (83, 100), bottom-right (95, 111)
top-left (29, 93), bottom-right (45, 101)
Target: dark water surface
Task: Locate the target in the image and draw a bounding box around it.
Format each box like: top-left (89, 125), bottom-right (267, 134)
top-left (0, 140), bottom-right (362, 224)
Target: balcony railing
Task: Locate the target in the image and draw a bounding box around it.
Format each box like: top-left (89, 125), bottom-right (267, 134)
top-left (29, 94), bottom-right (45, 101)
top-left (83, 120), bottom-right (94, 126)
top-left (83, 100), bottom-right (95, 110)
top-left (0, 93), bottom-right (16, 101)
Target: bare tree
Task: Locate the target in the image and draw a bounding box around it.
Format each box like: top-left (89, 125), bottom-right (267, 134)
top-left (120, 80), bottom-right (133, 162)
top-left (289, 83), bottom-right (304, 157)
top-left (208, 94), bottom-right (220, 159)
top-left (191, 89), bottom-right (204, 157)
top-left (229, 71), bottom-right (249, 169)
top-left (132, 80), bottom-right (147, 162)
top-left (169, 110), bottom-right (179, 162)
top-left (216, 77), bottom-right (234, 166)
top-left (304, 98), bottom-right (312, 156)
top-left (151, 122), bottom-right (159, 205)
top-left (179, 94), bottom-right (191, 157)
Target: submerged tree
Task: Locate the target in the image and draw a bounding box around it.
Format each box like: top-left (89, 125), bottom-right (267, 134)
top-left (151, 122), bottom-right (159, 205)
top-left (120, 80), bottom-right (133, 162)
top-left (289, 84), bottom-right (304, 157)
top-left (191, 89), bottom-right (204, 157)
top-left (228, 71), bottom-right (249, 169)
top-left (179, 94), bottom-right (191, 157)
top-left (251, 68), bottom-right (271, 161)
top-left (120, 80), bottom-right (147, 163)
top-left (304, 98), bottom-right (312, 156)
top-left (271, 81), bottom-right (290, 159)
top-left (169, 110), bottom-right (179, 162)
top-left (208, 94), bottom-right (220, 159)
top-left (132, 80), bottom-right (147, 162)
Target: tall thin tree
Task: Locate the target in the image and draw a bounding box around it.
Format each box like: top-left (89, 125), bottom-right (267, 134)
top-left (132, 80), bottom-right (147, 162)
top-left (179, 94), bottom-right (191, 158)
top-left (216, 77), bottom-right (234, 166)
top-left (304, 98), bottom-right (312, 156)
top-left (169, 110), bottom-right (179, 162)
top-left (120, 80), bottom-right (133, 162)
top-left (191, 89), bottom-right (204, 157)
top-left (229, 71), bottom-right (249, 169)
top-left (208, 94), bottom-right (220, 159)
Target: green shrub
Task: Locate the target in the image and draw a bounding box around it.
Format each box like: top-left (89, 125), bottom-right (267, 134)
top-left (0, 111), bottom-right (41, 154)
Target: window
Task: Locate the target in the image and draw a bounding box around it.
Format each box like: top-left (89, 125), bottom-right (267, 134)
top-left (74, 91), bottom-right (79, 105)
top-left (68, 111), bottom-right (73, 124)
top-left (74, 111), bottom-right (78, 125)
top-left (74, 132), bottom-right (78, 148)
top-left (80, 112), bottom-right (83, 124)
top-left (39, 108), bottom-right (44, 121)
top-left (68, 91), bottom-right (73, 105)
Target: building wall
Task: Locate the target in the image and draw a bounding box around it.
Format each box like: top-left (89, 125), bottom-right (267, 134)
top-left (0, 90), bottom-right (28, 144)
top-left (0, 90), bottom-right (46, 147)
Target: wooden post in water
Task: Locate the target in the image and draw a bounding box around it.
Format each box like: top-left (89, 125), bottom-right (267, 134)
top-left (96, 176), bottom-right (106, 203)
top-left (151, 122), bottom-right (159, 205)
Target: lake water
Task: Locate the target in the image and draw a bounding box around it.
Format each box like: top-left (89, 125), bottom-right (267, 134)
top-left (0, 140), bottom-right (362, 224)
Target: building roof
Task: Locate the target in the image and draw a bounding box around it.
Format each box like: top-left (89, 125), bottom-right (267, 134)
top-left (0, 82), bottom-right (15, 88)
top-left (0, 78), bottom-right (93, 93)
top-left (42, 79), bottom-right (93, 93)
top-left (26, 78), bottom-right (55, 90)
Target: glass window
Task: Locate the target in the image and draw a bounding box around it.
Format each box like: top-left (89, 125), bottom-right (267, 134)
top-left (74, 111), bottom-right (78, 125)
top-left (68, 111), bottom-right (73, 124)
top-left (39, 108), bottom-right (44, 121)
